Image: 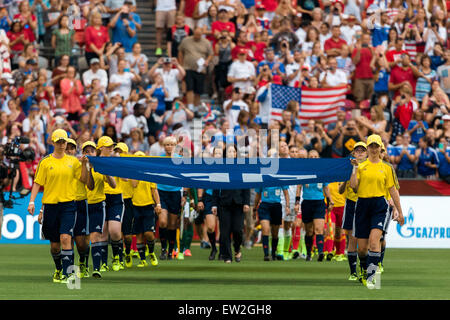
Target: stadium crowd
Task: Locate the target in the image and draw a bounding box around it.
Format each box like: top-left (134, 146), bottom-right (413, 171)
top-left (0, 0), bottom-right (448, 283)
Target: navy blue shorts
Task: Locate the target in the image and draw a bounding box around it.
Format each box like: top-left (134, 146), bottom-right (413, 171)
top-left (301, 199), bottom-right (326, 224)
top-left (42, 201), bottom-right (77, 243)
top-left (105, 193), bottom-right (124, 222)
top-left (122, 198), bottom-right (134, 235)
top-left (354, 197), bottom-right (390, 239)
top-left (88, 201), bottom-right (106, 234)
top-left (132, 205), bottom-right (156, 234)
top-left (74, 199), bottom-right (88, 236)
top-left (342, 199), bottom-right (356, 231)
top-left (159, 190), bottom-right (181, 215)
top-left (258, 202), bottom-right (282, 225)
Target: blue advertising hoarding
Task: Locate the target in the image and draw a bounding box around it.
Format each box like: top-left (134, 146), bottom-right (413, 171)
top-left (0, 193), bottom-right (47, 244)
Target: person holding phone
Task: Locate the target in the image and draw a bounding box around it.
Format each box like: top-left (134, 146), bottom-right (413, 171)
top-left (109, 5), bottom-right (137, 53)
top-left (352, 33), bottom-right (374, 104)
top-left (164, 98), bottom-right (193, 132)
top-left (437, 136), bottom-right (450, 183)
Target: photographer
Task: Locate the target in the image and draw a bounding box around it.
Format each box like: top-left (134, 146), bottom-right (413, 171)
top-left (109, 5), bottom-right (137, 53)
top-left (393, 85), bottom-right (418, 139)
top-left (352, 33), bottom-right (374, 104)
top-left (335, 119), bottom-right (365, 157)
top-left (319, 56), bottom-right (347, 88)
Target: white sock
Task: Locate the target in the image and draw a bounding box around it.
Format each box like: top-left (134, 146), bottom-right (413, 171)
top-left (278, 228), bottom-right (285, 238)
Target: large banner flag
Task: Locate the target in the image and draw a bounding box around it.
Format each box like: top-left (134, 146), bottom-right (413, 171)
top-left (88, 157), bottom-right (352, 190)
top-left (298, 85), bottom-right (347, 127)
top-left (269, 84), bottom-right (347, 127)
top-left (270, 84), bottom-right (302, 121)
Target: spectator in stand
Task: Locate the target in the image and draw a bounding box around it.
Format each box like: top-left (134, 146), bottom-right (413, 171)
top-left (83, 58), bottom-right (109, 92)
top-left (437, 114), bottom-right (450, 141)
top-left (393, 84), bottom-right (418, 140)
top-left (84, 12), bottom-right (110, 67)
top-left (335, 119), bottom-right (364, 158)
top-left (166, 12), bottom-right (192, 59)
top-left (146, 73), bottom-right (168, 116)
top-left (179, 0), bottom-right (198, 30)
top-left (270, 18), bottom-right (299, 55)
top-left (7, 20), bottom-right (31, 68)
top-left (324, 25), bottom-right (347, 57)
top-left (407, 109), bottom-right (429, 145)
top-left (109, 59), bottom-right (141, 100)
top-left (212, 8), bottom-right (236, 45)
top-left (155, 0), bottom-right (177, 56)
top-left (388, 53), bottom-right (422, 98)
top-left (14, 1), bottom-right (37, 43)
top-left (126, 127), bottom-right (149, 154)
top-left (355, 105), bottom-right (387, 137)
top-left (436, 50), bottom-right (450, 98)
top-left (164, 98), bottom-right (194, 132)
top-left (193, 0), bottom-right (213, 29)
top-left (385, 37), bottom-right (407, 69)
top-left (296, 0), bottom-right (320, 23)
top-left (227, 48), bottom-right (256, 91)
top-left (352, 33), bottom-right (374, 104)
top-left (416, 136), bottom-right (439, 179)
top-left (437, 136), bottom-right (450, 183)
top-left (429, 43), bottom-right (446, 71)
top-left (109, 5), bottom-right (137, 53)
top-left (126, 43), bottom-right (148, 74)
top-left (224, 87), bottom-right (249, 130)
top-left (121, 103), bottom-right (149, 139)
top-left (178, 27), bottom-right (213, 114)
top-left (51, 15), bottom-right (75, 67)
top-left (150, 57), bottom-right (186, 112)
top-left (257, 47), bottom-right (286, 78)
top-left (214, 30), bottom-right (234, 98)
top-left (421, 80), bottom-right (450, 124)
top-left (415, 55), bottom-right (437, 103)
top-left (394, 133), bottom-right (417, 178)
top-left (60, 66), bottom-right (84, 120)
top-left (319, 56), bottom-right (347, 88)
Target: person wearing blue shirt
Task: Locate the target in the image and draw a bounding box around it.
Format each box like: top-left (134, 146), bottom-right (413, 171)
top-left (367, 11), bottom-right (390, 47)
top-left (156, 136), bottom-right (188, 260)
top-left (146, 73), bottom-right (168, 116)
top-left (255, 184), bottom-right (290, 261)
top-left (295, 150), bottom-right (333, 262)
top-left (407, 110), bottom-right (428, 145)
top-left (437, 137), bottom-right (450, 183)
top-left (256, 47), bottom-right (285, 76)
top-left (109, 7), bottom-right (137, 53)
top-left (394, 133), bottom-right (417, 178)
top-left (415, 136), bottom-right (439, 179)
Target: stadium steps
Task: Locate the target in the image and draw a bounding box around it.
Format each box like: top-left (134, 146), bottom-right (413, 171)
top-left (135, 0), bottom-right (158, 64)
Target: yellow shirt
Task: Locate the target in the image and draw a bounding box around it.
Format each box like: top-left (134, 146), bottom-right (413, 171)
top-left (132, 181), bottom-right (157, 207)
top-left (120, 178), bottom-right (134, 199)
top-left (328, 182), bottom-right (346, 207)
top-left (356, 159), bottom-right (395, 198)
top-left (86, 170), bottom-right (107, 204)
top-left (104, 177), bottom-right (122, 195)
top-left (383, 161), bottom-right (400, 201)
top-left (74, 160), bottom-right (87, 201)
top-left (34, 154), bottom-right (81, 204)
top-left (346, 181), bottom-right (358, 202)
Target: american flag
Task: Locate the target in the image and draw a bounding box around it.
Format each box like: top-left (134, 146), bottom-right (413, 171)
top-left (269, 84), bottom-right (347, 127)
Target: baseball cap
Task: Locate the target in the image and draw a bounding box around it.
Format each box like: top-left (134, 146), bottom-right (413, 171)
top-left (51, 129), bottom-right (68, 143)
top-left (66, 138), bottom-right (77, 147)
top-left (366, 134), bottom-right (383, 148)
top-left (301, 65), bottom-right (310, 71)
top-left (90, 58), bottom-right (100, 65)
top-left (272, 75), bottom-right (283, 85)
top-left (442, 114), bottom-right (450, 121)
top-left (238, 47), bottom-right (248, 55)
top-left (218, 8), bottom-right (228, 13)
top-left (82, 141), bottom-right (97, 150)
top-left (134, 151), bottom-right (146, 156)
top-left (114, 142), bottom-right (129, 153)
top-left (255, 2), bottom-right (265, 9)
top-left (352, 141), bottom-right (367, 151)
top-left (97, 136), bottom-right (115, 149)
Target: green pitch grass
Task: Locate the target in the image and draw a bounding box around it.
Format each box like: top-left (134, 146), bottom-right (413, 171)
top-left (1, 244), bottom-right (449, 300)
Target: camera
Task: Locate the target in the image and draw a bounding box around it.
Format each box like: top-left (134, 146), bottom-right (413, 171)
top-left (163, 57), bottom-right (172, 63)
top-left (1, 136), bottom-right (35, 208)
top-left (121, 12), bottom-right (129, 20)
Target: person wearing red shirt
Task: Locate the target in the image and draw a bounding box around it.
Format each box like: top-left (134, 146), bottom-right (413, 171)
top-left (84, 12), bottom-right (110, 67)
top-left (211, 9), bottom-right (236, 46)
top-left (7, 20), bottom-right (31, 66)
top-left (179, 0), bottom-right (198, 29)
top-left (388, 53), bottom-right (423, 98)
top-left (13, 1), bottom-right (37, 43)
top-left (351, 33), bottom-right (374, 103)
top-left (324, 25), bottom-right (347, 57)
top-left (385, 37), bottom-right (408, 69)
top-left (262, 0), bottom-right (278, 20)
